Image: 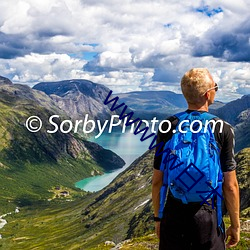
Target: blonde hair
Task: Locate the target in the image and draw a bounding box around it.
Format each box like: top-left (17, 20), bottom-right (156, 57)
top-left (181, 68), bottom-right (214, 104)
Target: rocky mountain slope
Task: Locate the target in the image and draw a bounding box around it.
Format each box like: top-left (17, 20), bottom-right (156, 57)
top-left (213, 94), bottom-right (250, 126)
top-left (233, 108), bottom-right (250, 152)
top-left (211, 95), bottom-right (250, 152)
top-left (33, 79), bottom-right (123, 122)
top-left (32, 79), bottom-right (226, 127)
top-left (0, 76), bottom-right (12, 85)
top-left (0, 78), bottom-right (124, 212)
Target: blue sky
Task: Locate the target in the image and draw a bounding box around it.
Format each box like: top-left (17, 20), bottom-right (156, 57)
top-left (0, 0), bottom-right (249, 102)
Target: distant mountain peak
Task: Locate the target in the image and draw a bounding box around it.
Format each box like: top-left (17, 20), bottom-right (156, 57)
top-left (0, 76), bottom-right (12, 85)
top-left (33, 79), bottom-right (120, 122)
top-left (33, 79), bottom-right (109, 99)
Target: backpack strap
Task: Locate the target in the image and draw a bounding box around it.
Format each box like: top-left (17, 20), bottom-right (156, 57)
top-left (158, 184), bottom-right (168, 219)
top-left (158, 143), bottom-right (171, 219)
top-left (174, 111), bottom-right (218, 126)
top-left (200, 112), bottom-right (223, 231)
top-left (175, 111), bottom-right (217, 120)
top-left (173, 111), bottom-right (189, 121)
top-left (200, 112), bottom-right (217, 121)
top-left (217, 171), bottom-right (223, 232)
top-left (201, 112), bottom-right (223, 231)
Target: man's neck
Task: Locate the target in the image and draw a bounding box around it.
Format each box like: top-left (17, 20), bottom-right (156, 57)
top-left (187, 103), bottom-right (209, 112)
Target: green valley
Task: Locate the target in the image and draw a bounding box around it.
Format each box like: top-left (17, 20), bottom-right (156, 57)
top-left (0, 82), bottom-right (124, 214)
top-left (0, 77), bottom-right (249, 249)
top-left (0, 148), bottom-right (249, 249)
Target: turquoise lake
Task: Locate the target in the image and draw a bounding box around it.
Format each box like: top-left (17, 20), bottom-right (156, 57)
top-left (75, 131), bottom-right (151, 192)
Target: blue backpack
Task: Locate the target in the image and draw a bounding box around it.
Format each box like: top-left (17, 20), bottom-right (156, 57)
top-left (158, 111), bottom-right (223, 229)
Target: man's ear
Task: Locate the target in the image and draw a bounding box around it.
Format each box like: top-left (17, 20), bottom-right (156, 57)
top-left (204, 92), bottom-right (209, 100)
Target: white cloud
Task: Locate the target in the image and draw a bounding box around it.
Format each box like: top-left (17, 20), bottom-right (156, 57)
top-left (0, 53), bottom-right (87, 85)
top-left (0, 0), bottom-right (249, 101)
top-left (70, 69), bottom-right (154, 93)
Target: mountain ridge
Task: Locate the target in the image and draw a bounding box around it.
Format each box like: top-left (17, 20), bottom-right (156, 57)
top-left (0, 80), bottom-right (125, 213)
top-left (33, 79), bottom-right (123, 123)
top-left (0, 76), bottom-right (249, 249)
top-left (212, 94), bottom-right (250, 152)
top-left (213, 94), bottom-right (250, 125)
top-left (32, 78), bottom-right (228, 122)
top-left (0, 76), bottom-right (12, 85)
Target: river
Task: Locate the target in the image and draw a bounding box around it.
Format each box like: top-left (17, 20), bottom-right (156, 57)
top-left (75, 131), bottom-right (151, 192)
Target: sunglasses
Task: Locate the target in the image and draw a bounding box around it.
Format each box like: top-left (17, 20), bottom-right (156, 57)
top-left (203, 83), bottom-right (218, 95)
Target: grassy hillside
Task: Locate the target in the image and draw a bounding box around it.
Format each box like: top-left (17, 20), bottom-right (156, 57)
top-left (1, 204), bottom-right (249, 250)
top-left (0, 150), bottom-right (154, 249)
top-left (1, 148), bottom-right (249, 249)
top-left (0, 199), bottom-right (89, 249)
top-left (235, 148), bottom-right (250, 213)
top-left (0, 79), bottom-right (249, 249)
top-left (0, 84), bottom-right (124, 213)
top-left (89, 218), bottom-right (250, 250)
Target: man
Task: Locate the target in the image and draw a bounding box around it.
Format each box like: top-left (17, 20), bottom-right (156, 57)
top-left (152, 68), bottom-right (240, 249)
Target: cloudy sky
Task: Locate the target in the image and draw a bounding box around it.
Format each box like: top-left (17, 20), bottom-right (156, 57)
top-left (0, 0), bottom-right (249, 102)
